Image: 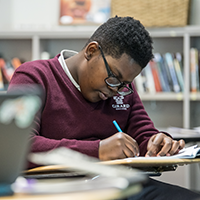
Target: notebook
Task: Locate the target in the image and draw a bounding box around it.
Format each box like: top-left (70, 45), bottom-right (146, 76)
top-left (0, 86), bottom-right (42, 195)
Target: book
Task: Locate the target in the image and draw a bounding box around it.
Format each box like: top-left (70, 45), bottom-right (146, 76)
top-left (0, 59), bottom-right (5, 90)
top-left (190, 48), bottom-right (199, 92)
top-left (149, 59), bottom-right (162, 92)
top-left (171, 145), bottom-right (200, 159)
top-left (2, 61), bottom-right (15, 82)
top-left (11, 57), bottom-right (21, 69)
top-left (176, 52), bottom-right (184, 74)
top-left (142, 63), bottom-right (156, 93)
top-left (133, 73), bottom-right (146, 93)
top-left (162, 55), bottom-right (174, 91)
top-left (154, 53), bottom-right (171, 92)
top-left (164, 53), bottom-right (181, 93)
top-left (174, 57), bottom-right (184, 92)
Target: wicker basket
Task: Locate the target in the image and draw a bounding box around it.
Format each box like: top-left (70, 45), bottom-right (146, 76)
top-left (111, 0), bottom-right (190, 27)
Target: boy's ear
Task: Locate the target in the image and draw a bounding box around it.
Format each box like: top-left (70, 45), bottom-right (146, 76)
top-left (84, 41), bottom-right (99, 60)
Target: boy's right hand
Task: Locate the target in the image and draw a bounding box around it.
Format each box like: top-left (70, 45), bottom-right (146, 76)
top-left (99, 132), bottom-right (139, 161)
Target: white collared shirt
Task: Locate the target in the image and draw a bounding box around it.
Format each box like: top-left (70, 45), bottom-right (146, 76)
top-left (58, 49), bottom-right (81, 91)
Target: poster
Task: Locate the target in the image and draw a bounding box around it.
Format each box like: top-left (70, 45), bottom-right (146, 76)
top-left (59, 0), bottom-right (111, 25)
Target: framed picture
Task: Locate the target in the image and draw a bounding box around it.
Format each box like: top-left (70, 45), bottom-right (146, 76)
top-left (59, 0), bottom-right (111, 25)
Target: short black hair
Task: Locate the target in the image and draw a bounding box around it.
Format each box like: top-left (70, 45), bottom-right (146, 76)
top-left (85, 16), bottom-right (153, 68)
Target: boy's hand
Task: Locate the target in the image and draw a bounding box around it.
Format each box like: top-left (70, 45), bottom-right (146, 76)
top-left (145, 133), bottom-right (185, 157)
top-left (99, 132), bottom-right (139, 161)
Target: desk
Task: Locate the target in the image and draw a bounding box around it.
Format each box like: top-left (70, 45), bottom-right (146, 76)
top-left (101, 157), bottom-right (200, 167)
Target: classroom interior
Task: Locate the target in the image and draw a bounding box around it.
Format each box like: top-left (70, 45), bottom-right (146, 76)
top-left (1, 0), bottom-right (200, 196)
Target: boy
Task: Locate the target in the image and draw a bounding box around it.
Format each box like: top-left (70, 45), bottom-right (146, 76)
top-left (8, 16), bottom-right (200, 199)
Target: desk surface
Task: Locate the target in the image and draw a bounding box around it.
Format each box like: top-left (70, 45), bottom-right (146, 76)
top-left (25, 157), bottom-right (200, 172)
top-left (101, 157), bottom-right (200, 167)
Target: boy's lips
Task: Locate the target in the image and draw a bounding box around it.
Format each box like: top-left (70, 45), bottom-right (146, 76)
top-left (99, 91), bottom-right (108, 100)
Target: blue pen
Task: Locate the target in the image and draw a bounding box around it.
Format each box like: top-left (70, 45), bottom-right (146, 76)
top-left (113, 120), bottom-right (123, 132)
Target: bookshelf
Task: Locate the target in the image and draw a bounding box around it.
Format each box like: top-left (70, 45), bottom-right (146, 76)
top-left (1, 26), bottom-right (200, 130)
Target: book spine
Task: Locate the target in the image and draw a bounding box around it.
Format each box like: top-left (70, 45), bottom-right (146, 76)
top-left (190, 48), bottom-right (198, 92)
top-left (174, 58), bottom-right (184, 92)
top-left (164, 53), bottom-right (180, 93)
top-left (154, 53), bottom-right (171, 92)
top-left (133, 73), bottom-right (145, 93)
top-left (149, 60), bottom-right (162, 92)
top-left (143, 63), bottom-right (156, 93)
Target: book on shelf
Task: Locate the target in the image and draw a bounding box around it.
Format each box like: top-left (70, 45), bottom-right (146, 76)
top-left (0, 70), bottom-right (4, 90)
top-left (149, 59), bottom-right (162, 92)
top-left (175, 52), bottom-right (184, 74)
top-left (1, 60), bottom-right (15, 82)
top-left (164, 53), bottom-right (181, 93)
top-left (134, 73), bottom-right (146, 93)
top-left (11, 57), bottom-right (21, 69)
top-left (142, 63), bottom-right (156, 93)
top-left (0, 56), bottom-right (24, 86)
top-left (174, 54), bottom-right (184, 92)
top-left (154, 53), bottom-right (171, 92)
top-left (190, 48), bottom-right (199, 92)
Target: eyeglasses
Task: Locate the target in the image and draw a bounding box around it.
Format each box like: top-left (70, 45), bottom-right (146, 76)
top-left (98, 45), bottom-right (134, 96)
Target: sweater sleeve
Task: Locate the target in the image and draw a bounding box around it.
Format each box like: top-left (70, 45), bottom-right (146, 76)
top-left (126, 83), bottom-right (172, 156)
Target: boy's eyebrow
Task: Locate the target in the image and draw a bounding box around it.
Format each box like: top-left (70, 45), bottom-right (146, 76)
top-left (113, 66), bottom-right (132, 84)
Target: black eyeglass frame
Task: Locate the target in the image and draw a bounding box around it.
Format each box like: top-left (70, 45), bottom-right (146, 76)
top-left (98, 45), bottom-right (134, 96)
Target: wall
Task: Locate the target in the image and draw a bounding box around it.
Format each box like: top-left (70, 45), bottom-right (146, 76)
top-left (0, 0), bottom-right (59, 29)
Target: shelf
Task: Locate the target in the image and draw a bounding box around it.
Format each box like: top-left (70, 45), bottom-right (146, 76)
top-left (139, 92), bottom-right (200, 101)
top-left (0, 26), bottom-right (98, 39)
top-left (190, 92), bottom-right (200, 101)
top-left (1, 25), bottom-right (200, 39)
top-left (138, 92), bottom-right (184, 101)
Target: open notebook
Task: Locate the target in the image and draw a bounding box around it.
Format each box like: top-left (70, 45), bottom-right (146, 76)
top-left (0, 86), bottom-right (42, 195)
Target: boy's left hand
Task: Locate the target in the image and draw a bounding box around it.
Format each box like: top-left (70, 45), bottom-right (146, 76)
top-left (145, 133), bottom-right (185, 157)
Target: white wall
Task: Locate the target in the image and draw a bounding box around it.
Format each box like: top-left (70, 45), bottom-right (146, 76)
top-left (0, 0), bottom-right (60, 29)
top-left (0, 0), bottom-right (12, 29)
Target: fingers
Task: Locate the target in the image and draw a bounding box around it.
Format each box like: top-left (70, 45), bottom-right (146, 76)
top-left (146, 133), bottom-right (186, 157)
top-left (145, 133), bottom-right (168, 157)
top-left (99, 132), bottom-right (139, 160)
top-left (160, 139), bottom-right (185, 156)
top-left (124, 134), bottom-right (140, 157)
top-left (115, 132), bottom-right (139, 157)
top-left (179, 139), bottom-right (185, 149)
top-left (159, 139), bottom-right (177, 156)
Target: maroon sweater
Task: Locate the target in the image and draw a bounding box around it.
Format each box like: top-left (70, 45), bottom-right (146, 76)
top-left (9, 54), bottom-right (165, 168)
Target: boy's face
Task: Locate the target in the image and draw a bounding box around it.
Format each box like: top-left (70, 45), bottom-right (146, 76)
top-left (79, 44), bottom-right (142, 103)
